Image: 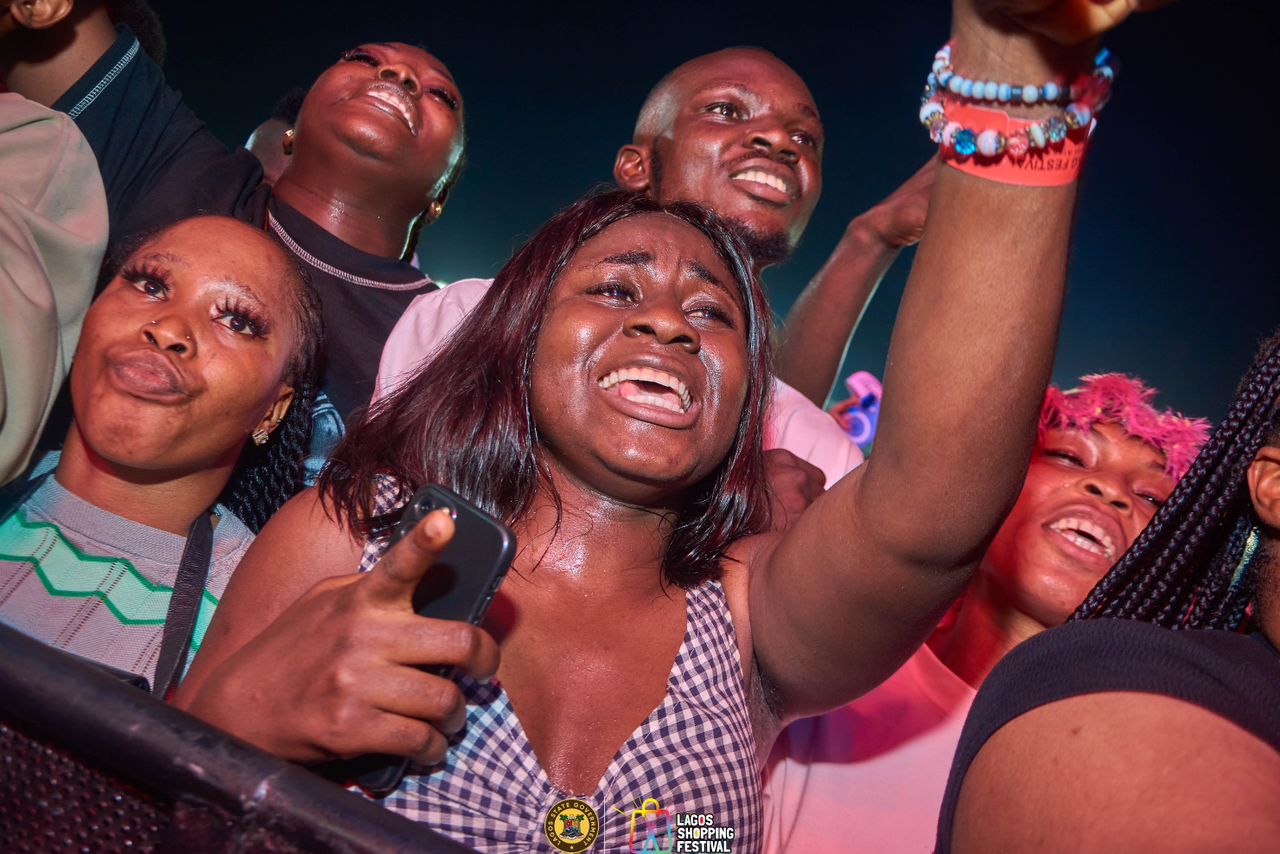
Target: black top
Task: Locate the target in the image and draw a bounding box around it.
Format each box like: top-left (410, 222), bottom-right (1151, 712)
top-left (936, 618), bottom-right (1280, 852)
top-left (52, 27), bottom-right (438, 477)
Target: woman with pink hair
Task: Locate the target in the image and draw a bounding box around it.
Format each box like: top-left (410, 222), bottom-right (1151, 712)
top-left (762, 374), bottom-right (1209, 854)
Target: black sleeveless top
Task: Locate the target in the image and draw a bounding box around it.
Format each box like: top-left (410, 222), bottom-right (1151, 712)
top-left (935, 618), bottom-right (1280, 852)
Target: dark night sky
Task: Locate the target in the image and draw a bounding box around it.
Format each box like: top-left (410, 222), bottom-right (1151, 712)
top-left (156, 0), bottom-right (1274, 422)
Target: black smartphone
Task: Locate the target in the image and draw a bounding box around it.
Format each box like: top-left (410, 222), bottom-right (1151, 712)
top-left (317, 484), bottom-right (516, 797)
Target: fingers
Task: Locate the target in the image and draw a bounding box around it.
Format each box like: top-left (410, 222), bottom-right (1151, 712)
top-left (360, 508), bottom-right (455, 606)
top-left (335, 710), bottom-right (453, 766)
top-left (1019, 0), bottom-right (1148, 45)
top-left (363, 667), bottom-right (471, 737)
top-left (305, 620), bottom-right (498, 762)
top-left (376, 611), bottom-right (502, 681)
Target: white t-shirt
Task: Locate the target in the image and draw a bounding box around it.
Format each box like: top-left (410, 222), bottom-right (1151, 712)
top-left (761, 643), bottom-right (976, 853)
top-left (376, 279), bottom-right (864, 488)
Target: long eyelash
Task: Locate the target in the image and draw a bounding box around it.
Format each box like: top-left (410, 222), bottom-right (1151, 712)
top-left (120, 261), bottom-right (173, 294)
top-left (692, 304), bottom-right (736, 328)
top-left (214, 297), bottom-right (270, 338)
top-left (427, 87), bottom-right (459, 112)
top-left (340, 49), bottom-right (378, 66)
top-left (588, 282), bottom-right (637, 300)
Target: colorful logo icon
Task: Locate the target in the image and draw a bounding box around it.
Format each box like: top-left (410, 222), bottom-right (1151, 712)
top-left (629, 798), bottom-right (673, 853)
top-left (545, 798), bottom-right (600, 853)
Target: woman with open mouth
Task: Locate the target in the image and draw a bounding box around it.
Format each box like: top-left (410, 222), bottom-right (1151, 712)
top-left (1, 8), bottom-right (465, 479)
top-left (935, 330), bottom-right (1280, 852)
top-left (171, 1), bottom-right (1170, 850)
top-left (761, 374), bottom-right (1209, 853)
top-left (0, 214), bottom-right (322, 698)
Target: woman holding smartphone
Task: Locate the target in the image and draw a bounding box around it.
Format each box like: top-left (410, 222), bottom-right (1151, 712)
top-left (177, 2), bottom-right (1167, 849)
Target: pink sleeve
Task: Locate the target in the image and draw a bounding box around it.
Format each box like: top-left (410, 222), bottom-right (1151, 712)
top-left (373, 278), bottom-right (493, 402)
top-left (764, 378), bottom-right (864, 489)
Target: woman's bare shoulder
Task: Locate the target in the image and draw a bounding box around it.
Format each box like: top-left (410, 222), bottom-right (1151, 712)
top-left (181, 487), bottom-right (365, 697)
top-left (247, 486), bottom-right (364, 580)
top-left (953, 691), bottom-right (1280, 852)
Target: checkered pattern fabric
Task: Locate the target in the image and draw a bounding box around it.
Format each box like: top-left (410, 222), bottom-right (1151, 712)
top-left (359, 478), bottom-right (761, 852)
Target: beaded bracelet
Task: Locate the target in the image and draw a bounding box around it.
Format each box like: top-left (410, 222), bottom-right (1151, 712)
top-left (931, 100), bottom-right (1093, 187)
top-left (919, 95), bottom-right (1095, 160)
top-left (927, 42), bottom-right (1114, 107)
top-left (917, 45), bottom-right (1114, 186)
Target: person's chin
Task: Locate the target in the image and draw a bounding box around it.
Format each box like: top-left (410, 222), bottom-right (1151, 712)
top-left (723, 217), bottom-right (794, 268)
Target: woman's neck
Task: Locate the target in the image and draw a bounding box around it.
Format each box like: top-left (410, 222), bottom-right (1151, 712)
top-left (272, 166), bottom-right (420, 260)
top-left (55, 423), bottom-right (232, 536)
top-left (929, 575), bottom-right (1048, 689)
top-left (510, 474), bottom-right (678, 600)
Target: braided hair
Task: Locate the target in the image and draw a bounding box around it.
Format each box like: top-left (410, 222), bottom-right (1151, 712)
top-left (1072, 330), bottom-right (1280, 630)
top-left (219, 259), bottom-right (324, 533)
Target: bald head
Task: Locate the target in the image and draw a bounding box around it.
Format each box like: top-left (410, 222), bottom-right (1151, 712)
top-left (633, 48), bottom-right (816, 142)
top-left (617, 47), bottom-right (823, 270)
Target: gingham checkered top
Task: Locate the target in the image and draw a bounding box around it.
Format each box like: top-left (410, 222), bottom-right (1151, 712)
top-left (359, 479), bottom-right (761, 853)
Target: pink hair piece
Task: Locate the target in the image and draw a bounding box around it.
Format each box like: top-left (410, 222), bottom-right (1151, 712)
top-left (1038, 373), bottom-right (1211, 481)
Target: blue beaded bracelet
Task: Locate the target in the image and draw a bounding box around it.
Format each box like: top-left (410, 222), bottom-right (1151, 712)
top-left (926, 42), bottom-right (1114, 108)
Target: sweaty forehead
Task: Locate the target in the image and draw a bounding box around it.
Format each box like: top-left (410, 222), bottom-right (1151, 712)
top-left (581, 214), bottom-right (716, 258)
top-left (1043, 423), bottom-right (1170, 474)
top-left (637, 49), bottom-right (819, 139)
top-left (572, 214), bottom-right (735, 285)
top-left (675, 51), bottom-right (816, 114)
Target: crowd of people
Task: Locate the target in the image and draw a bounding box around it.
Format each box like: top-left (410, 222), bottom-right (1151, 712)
top-left (1, 1), bottom-right (1275, 852)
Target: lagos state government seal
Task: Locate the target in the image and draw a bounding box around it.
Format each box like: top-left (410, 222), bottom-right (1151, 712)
top-left (544, 798), bottom-right (600, 852)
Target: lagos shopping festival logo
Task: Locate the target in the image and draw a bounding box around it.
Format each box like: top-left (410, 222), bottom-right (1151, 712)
top-left (545, 798), bottom-right (600, 853)
top-left (618, 797), bottom-right (737, 853)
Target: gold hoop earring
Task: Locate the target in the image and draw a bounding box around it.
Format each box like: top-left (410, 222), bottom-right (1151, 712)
top-left (282, 127), bottom-right (296, 155)
top-left (426, 198), bottom-right (445, 222)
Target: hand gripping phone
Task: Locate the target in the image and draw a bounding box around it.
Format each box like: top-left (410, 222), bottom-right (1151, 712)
top-left (317, 484), bottom-right (516, 797)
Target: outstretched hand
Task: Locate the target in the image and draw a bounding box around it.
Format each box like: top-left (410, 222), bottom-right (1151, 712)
top-left (964, 0), bottom-right (1174, 46)
top-left (853, 159), bottom-right (936, 251)
top-left (183, 508), bottom-right (500, 765)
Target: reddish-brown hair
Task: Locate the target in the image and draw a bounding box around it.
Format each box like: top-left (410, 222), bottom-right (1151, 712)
top-left (320, 189), bottom-right (772, 587)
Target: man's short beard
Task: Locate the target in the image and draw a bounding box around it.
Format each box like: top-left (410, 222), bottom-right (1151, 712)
top-left (649, 147), bottom-right (795, 269)
top-left (723, 219), bottom-right (794, 268)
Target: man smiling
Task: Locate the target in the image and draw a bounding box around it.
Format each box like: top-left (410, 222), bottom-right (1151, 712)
top-left (377, 47), bottom-right (929, 491)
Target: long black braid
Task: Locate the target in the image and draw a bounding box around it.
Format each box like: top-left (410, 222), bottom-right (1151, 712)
top-left (1072, 330), bottom-right (1280, 630)
top-left (219, 262), bottom-right (325, 533)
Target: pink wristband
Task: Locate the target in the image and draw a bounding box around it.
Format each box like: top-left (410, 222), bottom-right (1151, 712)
top-left (940, 100), bottom-right (1093, 187)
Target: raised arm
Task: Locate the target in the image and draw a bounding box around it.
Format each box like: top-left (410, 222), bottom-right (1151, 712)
top-left (750, 0), bottom-right (1154, 720)
top-left (775, 159), bottom-right (934, 406)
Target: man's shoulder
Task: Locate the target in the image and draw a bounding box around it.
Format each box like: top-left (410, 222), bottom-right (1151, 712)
top-left (394, 276), bottom-right (493, 333)
top-left (375, 277), bottom-right (494, 401)
top-left (765, 377), bottom-right (864, 488)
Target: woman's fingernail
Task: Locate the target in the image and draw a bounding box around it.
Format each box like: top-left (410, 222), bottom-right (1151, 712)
top-left (424, 508), bottom-right (449, 539)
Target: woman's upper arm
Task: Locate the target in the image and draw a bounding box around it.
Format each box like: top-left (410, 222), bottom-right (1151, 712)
top-left (178, 488), bottom-right (362, 702)
top-left (951, 691), bottom-right (1280, 852)
top-left (747, 464), bottom-right (969, 719)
